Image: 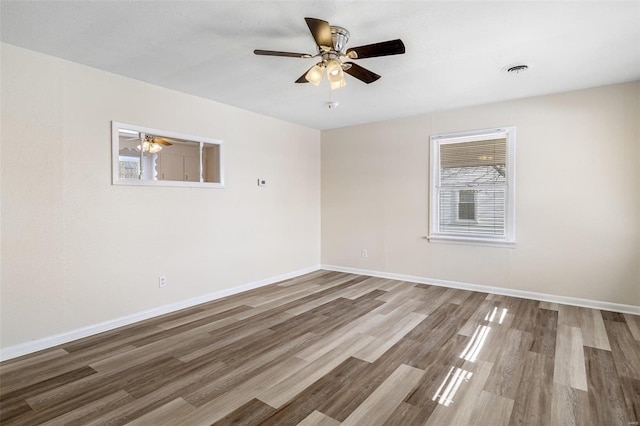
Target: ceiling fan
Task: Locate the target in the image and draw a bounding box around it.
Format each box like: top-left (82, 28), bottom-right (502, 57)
top-left (125, 133), bottom-right (173, 154)
top-left (141, 135), bottom-right (173, 154)
top-left (254, 17), bottom-right (405, 88)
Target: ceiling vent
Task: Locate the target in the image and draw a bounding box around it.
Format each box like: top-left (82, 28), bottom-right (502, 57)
top-left (504, 64), bottom-right (529, 74)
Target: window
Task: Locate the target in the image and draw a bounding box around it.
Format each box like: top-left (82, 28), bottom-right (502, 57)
top-left (429, 127), bottom-right (515, 247)
top-left (118, 155), bottom-right (140, 179)
top-left (458, 190), bottom-right (477, 221)
top-left (112, 122), bottom-right (224, 188)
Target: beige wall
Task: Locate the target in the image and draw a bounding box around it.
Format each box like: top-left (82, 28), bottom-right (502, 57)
top-left (2, 43), bottom-right (638, 354)
top-left (322, 82), bottom-right (640, 306)
top-left (0, 44), bottom-right (321, 349)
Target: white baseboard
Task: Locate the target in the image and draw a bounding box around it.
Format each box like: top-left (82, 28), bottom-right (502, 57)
top-left (0, 265), bottom-right (321, 362)
top-left (3, 263), bottom-right (637, 362)
top-left (321, 264), bottom-right (640, 315)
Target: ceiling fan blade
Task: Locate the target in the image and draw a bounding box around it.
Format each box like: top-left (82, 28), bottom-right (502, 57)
top-left (305, 17), bottom-right (333, 49)
top-left (346, 39), bottom-right (405, 59)
top-left (153, 137), bottom-right (172, 146)
top-left (343, 62), bottom-right (381, 84)
top-left (254, 49), bottom-right (312, 58)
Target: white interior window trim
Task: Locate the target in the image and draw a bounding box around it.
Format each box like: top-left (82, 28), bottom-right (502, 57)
top-left (429, 127), bottom-right (516, 248)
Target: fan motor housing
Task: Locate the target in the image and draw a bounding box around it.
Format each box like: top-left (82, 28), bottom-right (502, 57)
top-left (330, 26), bottom-right (350, 53)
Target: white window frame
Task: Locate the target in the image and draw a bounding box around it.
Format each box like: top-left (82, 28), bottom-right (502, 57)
top-left (429, 127), bottom-right (516, 247)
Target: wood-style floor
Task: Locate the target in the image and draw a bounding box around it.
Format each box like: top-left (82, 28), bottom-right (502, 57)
top-left (1, 271), bottom-right (639, 425)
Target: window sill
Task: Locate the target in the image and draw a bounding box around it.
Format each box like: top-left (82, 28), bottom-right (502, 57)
top-left (427, 235), bottom-right (515, 248)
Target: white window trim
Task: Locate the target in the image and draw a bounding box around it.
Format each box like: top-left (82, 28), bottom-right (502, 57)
top-left (428, 127), bottom-right (516, 248)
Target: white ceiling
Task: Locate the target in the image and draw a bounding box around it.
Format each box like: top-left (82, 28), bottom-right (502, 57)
top-left (2, 1), bottom-right (639, 130)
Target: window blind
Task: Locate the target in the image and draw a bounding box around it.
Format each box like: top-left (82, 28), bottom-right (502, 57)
top-left (438, 137), bottom-right (507, 236)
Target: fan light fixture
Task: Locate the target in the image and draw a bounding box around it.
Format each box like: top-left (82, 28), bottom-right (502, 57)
top-left (306, 59), bottom-right (347, 89)
top-left (137, 140), bottom-right (163, 154)
top-left (326, 60), bottom-right (346, 89)
top-left (305, 64), bottom-right (324, 86)
top-left (327, 60), bottom-right (341, 76)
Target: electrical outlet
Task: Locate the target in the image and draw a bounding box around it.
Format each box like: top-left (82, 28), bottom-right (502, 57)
top-left (159, 276), bottom-right (167, 288)
top-left (362, 250), bottom-right (368, 258)
top-left (257, 178), bottom-right (267, 186)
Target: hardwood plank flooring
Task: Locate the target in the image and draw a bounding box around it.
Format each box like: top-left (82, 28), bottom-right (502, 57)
top-left (297, 410), bottom-right (341, 426)
top-left (553, 324), bottom-right (588, 391)
top-left (341, 364), bottom-right (423, 426)
top-left (508, 351), bottom-right (553, 425)
top-left (1, 271), bottom-right (639, 425)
